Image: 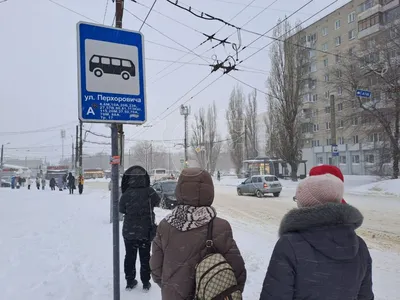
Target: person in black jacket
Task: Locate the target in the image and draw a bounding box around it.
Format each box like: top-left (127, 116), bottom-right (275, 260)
top-left (119, 165), bottom-right (160, 291)
top-left (67, 173), bottom-right (75, 194)
top-left (260, 173), bottom-right (374, 300)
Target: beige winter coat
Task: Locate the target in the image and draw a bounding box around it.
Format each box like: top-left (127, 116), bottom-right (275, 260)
top-left (150, 168), bottom-right (246, 300)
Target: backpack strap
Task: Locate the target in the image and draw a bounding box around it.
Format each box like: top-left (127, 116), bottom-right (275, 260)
top-left (205, 219), bottom-right (216, 255)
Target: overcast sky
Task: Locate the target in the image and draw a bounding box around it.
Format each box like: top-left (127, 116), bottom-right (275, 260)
top-left (0, 0), bottom-right (349, 163)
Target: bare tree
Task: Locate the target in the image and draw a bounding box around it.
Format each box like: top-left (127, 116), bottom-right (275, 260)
top-left (266, 19), bottom-right (308, 181)
top-left (131, 141), bottom-right (168, 171)
top-left (328, 22), bottom-right (400, 178)
top-left (190, 102), bottom-right (221, 174)
top-left (226, 85), bottom-right (245, 176)
top-left (244, 89), bottom-right (259, 159)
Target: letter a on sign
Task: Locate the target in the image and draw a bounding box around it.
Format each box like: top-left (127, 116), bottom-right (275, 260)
top-left (87, 107), bottom-right (95, 116)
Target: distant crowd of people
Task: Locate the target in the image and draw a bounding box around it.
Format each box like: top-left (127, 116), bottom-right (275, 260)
top-left (9, 172), bottom-right (85, 194)
top-left (118, 164), bottom-right (373, 299)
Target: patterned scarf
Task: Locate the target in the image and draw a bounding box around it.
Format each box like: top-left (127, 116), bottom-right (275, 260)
top-left (165, 205), bottom-right (216, 232)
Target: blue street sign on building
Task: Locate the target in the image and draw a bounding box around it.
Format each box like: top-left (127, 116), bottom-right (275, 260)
top-left (355, 89), bottom-right (371, 98)
top-left (332, 144), bottom-right (339, 157)
top-left (77, 22), bottom-right (146, 124)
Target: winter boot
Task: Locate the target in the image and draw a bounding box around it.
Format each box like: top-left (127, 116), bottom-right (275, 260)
top-left (126, 279), bottom-right (138, 290)
top-left (143, 282), bottom-right (151, 291)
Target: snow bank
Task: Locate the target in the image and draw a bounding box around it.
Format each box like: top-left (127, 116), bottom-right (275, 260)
top-left (349, 178), bottom-right (400, 197)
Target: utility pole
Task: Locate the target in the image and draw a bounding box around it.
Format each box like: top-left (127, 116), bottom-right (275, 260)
top-left (61, 129), bottom-right (66, 162)
top-left (330, 94), bottom-right (337, 166)
top-left (111, 1), bottom-right (124, 300)
top-left (79, 121), bottom-right (83, 175)
top-left (0, 144), bottom-right (4, 169)
top-left (180, 104), bottom-right (190, 167)
top-left (71, 142), bottom-right (75, 170)
top-left (75, 125), bottom-right (79, 172)
top-left (150, 141), bottom-right (153, 170)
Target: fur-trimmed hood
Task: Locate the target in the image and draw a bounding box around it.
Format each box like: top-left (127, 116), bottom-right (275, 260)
top-left (279, 203), bottom-right (364, 260)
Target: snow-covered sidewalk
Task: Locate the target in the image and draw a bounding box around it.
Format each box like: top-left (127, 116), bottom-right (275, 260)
top-left (0, 186), bottom-right (399, 299)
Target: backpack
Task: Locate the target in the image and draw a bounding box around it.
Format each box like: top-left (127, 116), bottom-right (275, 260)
top-left (195, 220), bottom-right (242, 300)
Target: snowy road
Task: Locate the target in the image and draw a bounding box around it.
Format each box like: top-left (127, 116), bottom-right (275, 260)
top-left (0, 184), bottom-right (399, 300)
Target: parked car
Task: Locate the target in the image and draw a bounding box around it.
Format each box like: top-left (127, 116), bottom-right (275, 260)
top-left (152, 180), bottom-right (178, 209)
top-left (236, 175), bottom-right (282, 197)
top-left (1, 179), bottom-right (11, 188)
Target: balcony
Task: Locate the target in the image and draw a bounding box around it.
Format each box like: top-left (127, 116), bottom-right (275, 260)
top-left (382, 0), bottom-right (399, 11)
top-left (358, 23), bottom-right (384, 39)
top-left (358, 2), bottom-right (382, 21)
top-left (304, 132), bottom-right (313, 139)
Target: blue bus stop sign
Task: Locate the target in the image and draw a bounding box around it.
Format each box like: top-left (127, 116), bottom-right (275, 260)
top-left (77, 22), bottom-right (146, 124)
top-left (355, 89), bottom-right (371, 98)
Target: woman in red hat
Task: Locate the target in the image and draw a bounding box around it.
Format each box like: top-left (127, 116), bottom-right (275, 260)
top-left (309, 165), bottom-right (347, 204)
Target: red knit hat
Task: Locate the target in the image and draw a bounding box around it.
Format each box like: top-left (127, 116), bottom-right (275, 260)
top-left (309, 165), bottom-right (347, 204)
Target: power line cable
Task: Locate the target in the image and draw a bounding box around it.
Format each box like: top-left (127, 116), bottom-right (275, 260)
top-left (148, 0), bottom-right (280, 83)
top-left (139, 0), bottom-right (158, 31)
top-left (103, 0), bottom-right (109, 24)
top-left (48, 0), bottom-right (99, 23)
top-left (0, 122), bottom-right (76, 136)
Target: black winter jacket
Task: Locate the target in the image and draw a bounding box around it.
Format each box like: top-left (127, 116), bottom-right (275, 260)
top-left (119, 166), bottom-right (160, 241)
top-left (260, 203), bottom-right (374, 300)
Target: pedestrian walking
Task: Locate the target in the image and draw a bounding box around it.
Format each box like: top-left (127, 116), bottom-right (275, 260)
top-left (78, 174), bottom-right (84, 194)
top-left (35, 177), bottom-right (40, 190)
top-left (27, 177), bottom-right (32, 190)
top-left (57, 176), bottom-right (63, 191)
top-left (67, 172), bottom-right (75, 194)
top-left (119, 165), bottom-right (160, 291)
top-left (49, 178), bottom-right (56, 191)
top-left (259, 174), bottom-right (373, 300)
top-left (150, 167), bottom-right (247, 300)
top-left (41, 178), bottom-right (46, 190)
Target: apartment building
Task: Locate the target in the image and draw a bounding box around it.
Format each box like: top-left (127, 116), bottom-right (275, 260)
top-left (296, 0), bottom-right (400, 175)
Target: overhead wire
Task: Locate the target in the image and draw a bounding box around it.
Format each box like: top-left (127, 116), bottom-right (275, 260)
top-left (48, 0), bottom-right (99, 23)
top-left (103, 0), bottom-right (109, 24)
top-left (139, 0), bottom-right (158, 31)
top-left (148, 0), bottom-right (279, 84)
top-left (0, 122), bottom-right (76, 136)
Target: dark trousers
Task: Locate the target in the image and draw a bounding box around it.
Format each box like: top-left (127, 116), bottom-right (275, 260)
top-left (69, 187), bottom-right (74, 194)
top-left (123, 239), bottom-right (151, 284)
top-left (36, 184), bottom-right (40, 190)
top-left (51, 186), bottom-right (55, 191)
top-left (78, 184), bottom-right (83, 194)
top-left (28, 185), bottom-right (30, 190)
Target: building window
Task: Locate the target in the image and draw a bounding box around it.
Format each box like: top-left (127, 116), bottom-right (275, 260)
top-left (312, 140), bottom-right (320, 147)
top-left (312, 94), bottom-right (318, 102)
top-left (335, 20), bottom-right (341, 30)
top-left (309, 62), bottom-right (317, 72)
top-left (348, 11), bottom-right (355, 23)
top-left (322, 43), bottom-right (328, 51)
top-left (337, 69), bottom-right (342, 78)
top-left (326, 138), bottom-right (332, 145)
top-left (325, 91), bottom-right (330, 99)
top-left (307, 33), bottom-right (317, 43)
top-left (352, 117), bottom-right (359, 125)
top-left (352, 155), bottom-right (360, 164)
top-left (365, 154), bottom-right (375, 163)
top-left (338, 87), bottom-right (343, 95)
top-left (312, 109), bottom-right (318, 117)
top-left (335, 36), bottom-right (341, 46)
top-left (368, 132), bottom-right (383, 142)
top-left (348, 29), bottom-right (356, 41)
top-left (324, 74), bottom-right (330, 82)
top-left (335, 54), bottom-right (341, 63)
top-left (340, 156), bottom-right (347, 164)
top-left (323, 58), bottom-right (329, 67)
top-left (337, 103), bottom-right (343, 111)
top-left (325, 122), bottom-right (331, 130)
top-left (304, 93), bottom-right (311, 102)
top-left (358, 13), bottom-right (382, 32)
top-left (313, 124), bottom-right (319, 132)
top-left (353, 135), bottom-right (359, 144)
top-left (322, 27), bottom-right (328, 36)
top-left (309, 50), bottom-right (317, 58)
top-left (317, 157), bottom-right (323, 164)
top-left (325, 106), bottom-right (331, 114)
top-left (338, 119), bottom-right (344, 128)
top-left (357, 0), bottom-right (374, 13)
top-left (339, 136), bottom-right (345, 144)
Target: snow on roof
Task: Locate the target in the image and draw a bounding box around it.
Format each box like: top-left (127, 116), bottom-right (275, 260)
top-left (3, 164), bottom-right (28, 170)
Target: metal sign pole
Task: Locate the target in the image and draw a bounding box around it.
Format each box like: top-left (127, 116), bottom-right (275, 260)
top-left (111, 123), bottom-right (120, 300)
